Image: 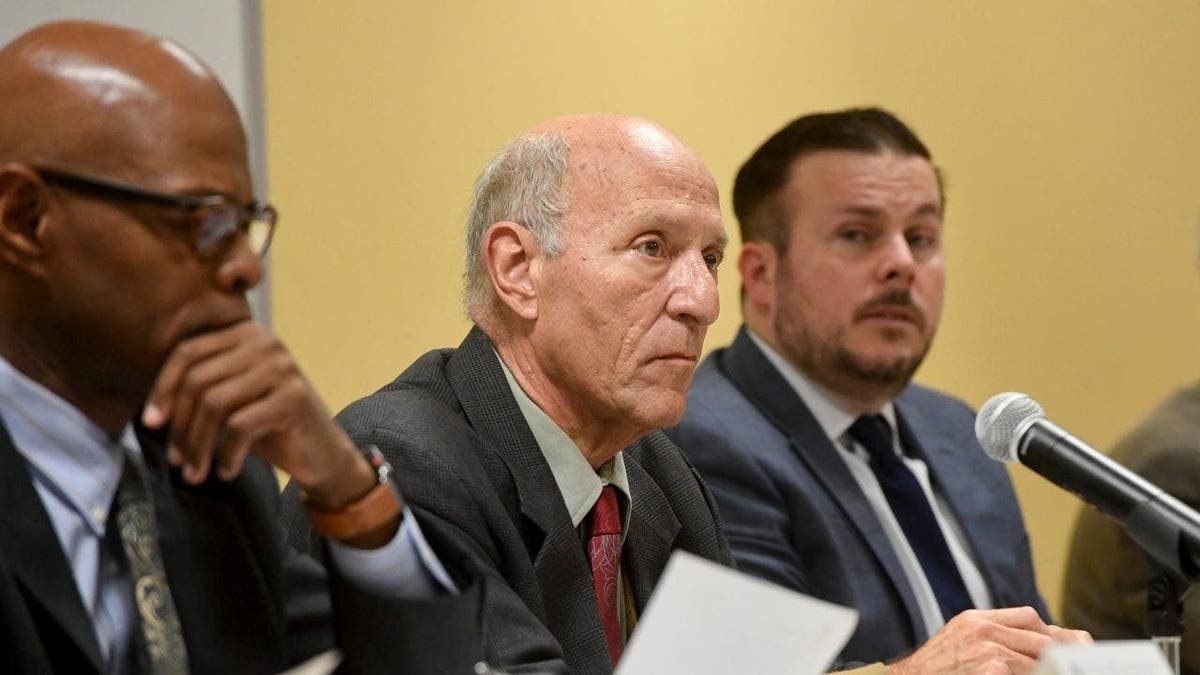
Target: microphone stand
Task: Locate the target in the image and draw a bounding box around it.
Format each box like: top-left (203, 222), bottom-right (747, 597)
top-left (1146, 555), bottom-right (1186, 674)
top-left (1123, 495), bottom-right (1200, 675)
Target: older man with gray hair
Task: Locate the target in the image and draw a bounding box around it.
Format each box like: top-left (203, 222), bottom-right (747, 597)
top-left (284, 114), bottom-right (733, 674)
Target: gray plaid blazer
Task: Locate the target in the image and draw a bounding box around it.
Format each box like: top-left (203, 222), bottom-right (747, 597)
top-left (287, 327), bottom-right (731, 675)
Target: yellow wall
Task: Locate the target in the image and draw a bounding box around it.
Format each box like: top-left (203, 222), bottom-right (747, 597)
top-left (262, 1), bottom-right (1200, 618)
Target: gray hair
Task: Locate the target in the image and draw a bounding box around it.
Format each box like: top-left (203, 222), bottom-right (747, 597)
top-left (463, 132), bottom-right (571, 316)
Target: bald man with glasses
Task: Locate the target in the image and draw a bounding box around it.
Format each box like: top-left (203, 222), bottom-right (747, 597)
top-left (0, 20), bottom-right (480, 674)
top-left (29, 167), bottom-right (279, 257)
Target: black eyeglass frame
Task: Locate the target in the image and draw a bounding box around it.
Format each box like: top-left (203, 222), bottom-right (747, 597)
top-left (32, 165), bottom-right (278, 258)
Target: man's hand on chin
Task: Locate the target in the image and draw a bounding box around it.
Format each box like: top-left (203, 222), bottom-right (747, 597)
top-left (140, 320), bottom-right (387, 532)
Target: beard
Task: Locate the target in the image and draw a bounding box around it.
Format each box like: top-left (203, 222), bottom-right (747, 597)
top-left (773, 289), bottom-right (933, 399)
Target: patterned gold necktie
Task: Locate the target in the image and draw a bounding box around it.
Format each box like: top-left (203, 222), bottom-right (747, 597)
top-left (113, 454), bottom-right (190, 674)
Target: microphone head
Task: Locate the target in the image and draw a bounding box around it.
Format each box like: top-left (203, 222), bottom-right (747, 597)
top-left (975, 392), bottom-right (1045, 462)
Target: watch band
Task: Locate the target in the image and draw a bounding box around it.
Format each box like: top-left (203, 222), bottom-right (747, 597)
top-left (305, 445), bottom-right (403, 541)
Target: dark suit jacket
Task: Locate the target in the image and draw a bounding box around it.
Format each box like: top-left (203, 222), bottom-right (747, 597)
top-left (0, 415), bottom-right (483, 674)
top-left (284, 327), bottom-right (732, 675)
top-left (1062, 381), bottom-right (1200, 675)
top-left (666, 328), bottom-right (1046, 666)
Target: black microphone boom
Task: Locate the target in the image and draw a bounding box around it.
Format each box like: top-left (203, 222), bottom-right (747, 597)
top-left (976, 392), bottom-right (1200, 581)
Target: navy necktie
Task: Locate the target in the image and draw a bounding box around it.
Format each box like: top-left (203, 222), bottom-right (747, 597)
top-left (847, 414), bottom-right (973, 621)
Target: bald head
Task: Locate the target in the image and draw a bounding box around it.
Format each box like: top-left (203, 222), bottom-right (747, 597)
top-left (464, 113), bottom-right (718, 321)
top-left (529, 114), bottom-right (701, 161)
top-left (464, 113), bottom-right (725, 461)
top-left (0, 21), bottom-right (261, 428)
top-left (0, 20), bottom-right (246, 184)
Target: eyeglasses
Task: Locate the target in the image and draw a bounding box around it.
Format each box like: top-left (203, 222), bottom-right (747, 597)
top-left (33, 166), bottom-right (277, 258)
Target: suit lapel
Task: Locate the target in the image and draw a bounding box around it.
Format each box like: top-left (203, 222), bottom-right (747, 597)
top-left (719, 328), bottom-right (926, 634)
top-left (622, 451), bottom-right (680, 607)
top-left (0, 416), bottom-right (105, 672)
top-left (446, 328), bottom-right (610, 666)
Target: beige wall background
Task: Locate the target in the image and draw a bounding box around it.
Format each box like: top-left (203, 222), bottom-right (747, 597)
top-left (262, 1), bottom-right (1200, 618)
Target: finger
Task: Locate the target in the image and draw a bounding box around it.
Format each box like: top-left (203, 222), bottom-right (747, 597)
top-left (143, 324), bottom-right (248, 428)
top-left (169, 326), bottom-right (271, 442)
top-left (220, 376), bottom-right (339, 484)
top-left (166, 327), bottom-right (275, 477)
top-left (216, 383), bottom-right (295, 477)
top-left (1046, 626), bottom-right (1093, 644)
top-left (198, 351), bottom-right (301, 482)
top-left (953, 642), bottom-right (1037, 674)
top-left (1003, 651), bottom-right (1040, 675)
top-left (959, 606), bottom-right (1048, 632)
top-left (214, 422), bottom-right (262, 482)
top-left (982, 621), bottom-right (1055, 659)
top-left (181, 347), bottom-right (290, 477)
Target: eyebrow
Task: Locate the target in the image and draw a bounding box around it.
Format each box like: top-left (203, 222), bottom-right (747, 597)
top-left (914, 202), bottom-right (943, 218)
top-left (841, 202), bottom-right (943, 219)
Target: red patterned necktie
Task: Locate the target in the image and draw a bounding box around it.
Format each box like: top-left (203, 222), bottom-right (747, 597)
top-left (586, 485), bottom-right (623, 664)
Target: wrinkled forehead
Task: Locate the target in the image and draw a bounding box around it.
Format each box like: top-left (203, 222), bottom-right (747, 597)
top-left (564, 127), bottom-right (720, 222)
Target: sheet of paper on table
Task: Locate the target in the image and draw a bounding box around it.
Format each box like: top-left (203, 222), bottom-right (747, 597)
top-left (617, 551), bottom-right (858, 675)
top-left (1034, 640), bottom-right (1173, 675)
top-left (278, 649), bottom-right (342, 675)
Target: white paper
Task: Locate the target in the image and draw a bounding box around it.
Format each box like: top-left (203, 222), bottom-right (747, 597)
top-left (616, 551), bottom-right (858, 675)
top-left (278, 649), bottom-right (342, 675)
top-left (1034, 640), bottom-right (1173, 675)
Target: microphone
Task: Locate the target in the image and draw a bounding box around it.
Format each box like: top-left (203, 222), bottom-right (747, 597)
top-left (976, 392), bottom-right (1200, 580)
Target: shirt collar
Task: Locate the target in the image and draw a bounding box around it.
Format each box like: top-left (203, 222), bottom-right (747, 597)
top-left (496, 351), bottom-right (632, 528)
top-left (0, 353), bottom-right (137, 536)
top-left (746, 329), bottom-right (897, 442)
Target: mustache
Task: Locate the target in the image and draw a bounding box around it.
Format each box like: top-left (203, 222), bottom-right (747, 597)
top-left (853, 289), bottom-right (926, 328)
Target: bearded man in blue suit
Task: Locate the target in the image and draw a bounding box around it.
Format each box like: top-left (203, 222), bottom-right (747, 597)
top-left (667, 108), bottom-right (1051, 670)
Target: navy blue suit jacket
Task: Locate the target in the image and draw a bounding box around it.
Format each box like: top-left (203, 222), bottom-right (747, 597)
top-left (666, 328), bottom-right (1046, 666)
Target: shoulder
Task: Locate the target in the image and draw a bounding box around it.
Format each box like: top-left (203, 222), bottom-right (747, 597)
top-left (625, 429), bottom-right (698, 476)
top-left (894, 383), bottom-right (982, 450)
top-left (686, 348), bottom-right (743, 403)
top-left (678, 350), bottom-right (765, 434)
top-left (332, 348), bottom-right (508, 528)
top-left (1112, 382), bottom-right (1200, 499)
top-left (895, 384), bottom-right (1007, 479)
top-left (337, 348), bottom-right (457, 429)
top-left (336, 347), bottom-right (478, 455)
top-left (671, 352), bottom-right (785, 468)
top-left (1112, 382), bottom-right (1200, 462)
top-left (625, 431), bottom-right (731, 562)
top-left (896, 382), bottom-right (976, 419)
top-left (626, 431), bottom-right (721, 511)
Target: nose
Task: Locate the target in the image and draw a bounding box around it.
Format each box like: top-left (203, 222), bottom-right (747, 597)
top-left (666, 252), bottom-right (720, 327)
top-left (878, 232), bottom-right (916, 284)
top-left (214, 236), bottom-right (264, 293)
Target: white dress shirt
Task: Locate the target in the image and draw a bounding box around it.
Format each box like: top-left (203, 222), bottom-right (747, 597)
top-left (748, 331), bottom-right (992, 638)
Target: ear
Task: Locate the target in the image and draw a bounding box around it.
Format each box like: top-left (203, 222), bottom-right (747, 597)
top-left (483, 221), bottom-right (541, 321)
top-left (0, 164), bottom-right (50, 277)
top-left (738, 240), bottom-right (778, 314)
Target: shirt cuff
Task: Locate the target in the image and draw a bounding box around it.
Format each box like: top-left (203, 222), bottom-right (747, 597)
top-left (326, 506), bottom-right (460, 598)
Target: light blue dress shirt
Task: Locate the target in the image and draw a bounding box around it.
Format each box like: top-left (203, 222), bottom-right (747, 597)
top-left (0, 354), bottom-right (453, 673)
